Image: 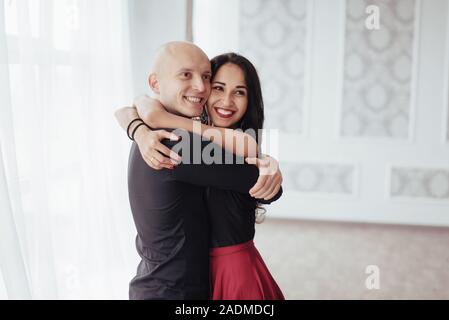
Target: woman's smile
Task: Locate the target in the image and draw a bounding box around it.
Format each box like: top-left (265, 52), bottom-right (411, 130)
top-left (213, 107), bottom-right (237, 118)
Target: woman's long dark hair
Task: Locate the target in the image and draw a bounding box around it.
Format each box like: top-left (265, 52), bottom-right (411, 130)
top-left (209, 53), bottom-right (267, 224)
top-left (209, 53), bottom-right (265, 145)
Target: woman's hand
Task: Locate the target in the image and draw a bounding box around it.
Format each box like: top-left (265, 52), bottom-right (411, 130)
top-left (133, 124), bottom-right (182, 170)
top-left (245, 155), bottom-right (283, 200)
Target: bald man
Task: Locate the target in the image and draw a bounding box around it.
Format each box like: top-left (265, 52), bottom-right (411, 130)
top-left (119, 42), bottom-right (264, 300)
top-left (148, 42), bottom-right (211, 118)
top-left (124, 42), bottom-right (211, 300)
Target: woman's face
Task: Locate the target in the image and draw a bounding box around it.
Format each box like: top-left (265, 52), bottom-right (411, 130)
top-left (206, 63), bottom-right (248, 128)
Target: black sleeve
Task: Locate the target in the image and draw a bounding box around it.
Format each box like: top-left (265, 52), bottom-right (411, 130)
top-left (161, 129), bottom-right (259, 194)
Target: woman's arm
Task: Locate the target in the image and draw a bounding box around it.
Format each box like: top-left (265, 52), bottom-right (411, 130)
top-left (134, 95), bottom-right (258, 158)
top-left (114, 106), bottom-right (141, 132)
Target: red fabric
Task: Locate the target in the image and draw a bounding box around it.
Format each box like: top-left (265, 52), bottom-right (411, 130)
top-left (209, 240), bottom-right (285, 300)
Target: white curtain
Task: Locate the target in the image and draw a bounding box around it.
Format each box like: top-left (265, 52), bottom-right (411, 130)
top-left (0, 0), bottom-right (137, 299)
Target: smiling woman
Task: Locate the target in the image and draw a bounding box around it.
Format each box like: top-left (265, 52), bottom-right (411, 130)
top-left (208, 63), bottom-right (248, 127)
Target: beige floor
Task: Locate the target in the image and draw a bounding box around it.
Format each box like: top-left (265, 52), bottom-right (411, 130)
top-left (254, 217), bottom-right (449, 299)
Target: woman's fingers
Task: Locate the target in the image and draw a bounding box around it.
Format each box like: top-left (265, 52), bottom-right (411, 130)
top-left (146, 155), bottom-right (170, 170)
top-left (257, 177), bottom-right (277, 199)
top-left (142, 144), bottom-right (171, 168)
top-left (251, 167), bottom-right (276, 198)
top-left (247, 157), bottom-right (269, 196)
top-left (260, 174), bottom-right (282, 200)
top-left (264, 182), bottom-right (281, 201)
top-left (249, 174), bottom-right (268, 197)
top-left (252, 178), bottom-right (272, 198)
top-left (247, 156), bottom-right (283, 199)
top-left (156, 142), bottom-right (181, 165)
top-left (150, 151), bottom-right (175, 169)
top-left (140, 149), bottom-right (172, 170)
top-left (134, 127), bottom-right (181, 169)
top-left (155, 130), bottom-right (181, 164)
top-left (141, 153), bottom-right (161, 170)
top-left (264, 171), bottom-right (283, 200)
top-left (253, 170), bottom-right (282, 199)
top-left (157, 129), bottom-right (180, 142)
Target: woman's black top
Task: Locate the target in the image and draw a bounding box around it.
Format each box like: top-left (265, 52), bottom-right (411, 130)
top-left (205, 185), bottom-right (281, 248)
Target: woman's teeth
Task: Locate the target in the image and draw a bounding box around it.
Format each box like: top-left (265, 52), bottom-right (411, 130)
top-left (215, 107), bottom-right (235, 118)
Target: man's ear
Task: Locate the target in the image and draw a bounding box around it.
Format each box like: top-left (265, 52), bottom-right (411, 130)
top-left (148, 73), bottom-right (160, 94)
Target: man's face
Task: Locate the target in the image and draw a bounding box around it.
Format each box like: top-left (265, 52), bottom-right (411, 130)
top-left (156, 47), bottom-right (211, 117)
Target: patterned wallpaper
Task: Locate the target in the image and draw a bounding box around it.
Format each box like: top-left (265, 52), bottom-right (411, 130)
top-left (341, 0), bottom-right (417, 139)
top-left (239, 0), bottom-right (308, 133)
top-left (282, 163), bottom-right (356, 195)
top-left (391, 167), bottom-right (449, 200)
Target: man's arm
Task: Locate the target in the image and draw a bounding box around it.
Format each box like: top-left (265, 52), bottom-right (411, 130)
top-left (134, 95), bottom-right (259, 159)
top-left (165, 131), bottom-right (282, 202)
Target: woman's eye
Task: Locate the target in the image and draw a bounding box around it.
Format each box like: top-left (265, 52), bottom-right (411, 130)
top-left (181, 72), bottom-right (191, 78)
top-left (213, 86), bottom-right (223, 91)
top-left (236, 90), bottom-right (246, 96)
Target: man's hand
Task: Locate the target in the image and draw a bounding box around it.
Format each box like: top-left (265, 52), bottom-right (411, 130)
top-left (134, 125), bottom-right (181, 170)
top-left (245, 155), bottom-right (283, 200)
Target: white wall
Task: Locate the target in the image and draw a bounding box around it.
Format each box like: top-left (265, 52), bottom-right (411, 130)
top-left (128, 0), bottom-right (189, 95)
top-left (193, 0), bottom-right (240, 58)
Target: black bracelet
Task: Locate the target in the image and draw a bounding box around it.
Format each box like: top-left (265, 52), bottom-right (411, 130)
top-left (126, 118), bottom-right (143, 140)
top-left (131, 122), bottom-right (148, 141)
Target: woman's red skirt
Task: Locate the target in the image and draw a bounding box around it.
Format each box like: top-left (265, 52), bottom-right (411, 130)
top-left (209, 240), bottom-right (285, 300)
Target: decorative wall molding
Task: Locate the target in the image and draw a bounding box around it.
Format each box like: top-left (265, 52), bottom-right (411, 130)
top-left (281, 162), bottom-right (357, 196)
top-left (389, 166), bottom-right (449, 201)
top-left (340, 0), bottom-right (419, 140)
top-left (239, 0), bottom-right (309, 134)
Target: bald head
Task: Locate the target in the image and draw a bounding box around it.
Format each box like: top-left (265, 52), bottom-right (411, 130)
top-left (148, 41), bottom-right (211, 118)
top-left (152, 41), bottom-right (209, 74)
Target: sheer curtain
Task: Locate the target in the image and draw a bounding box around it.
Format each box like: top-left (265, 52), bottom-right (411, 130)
top-left (0, 0), bottom-right (137, 299)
